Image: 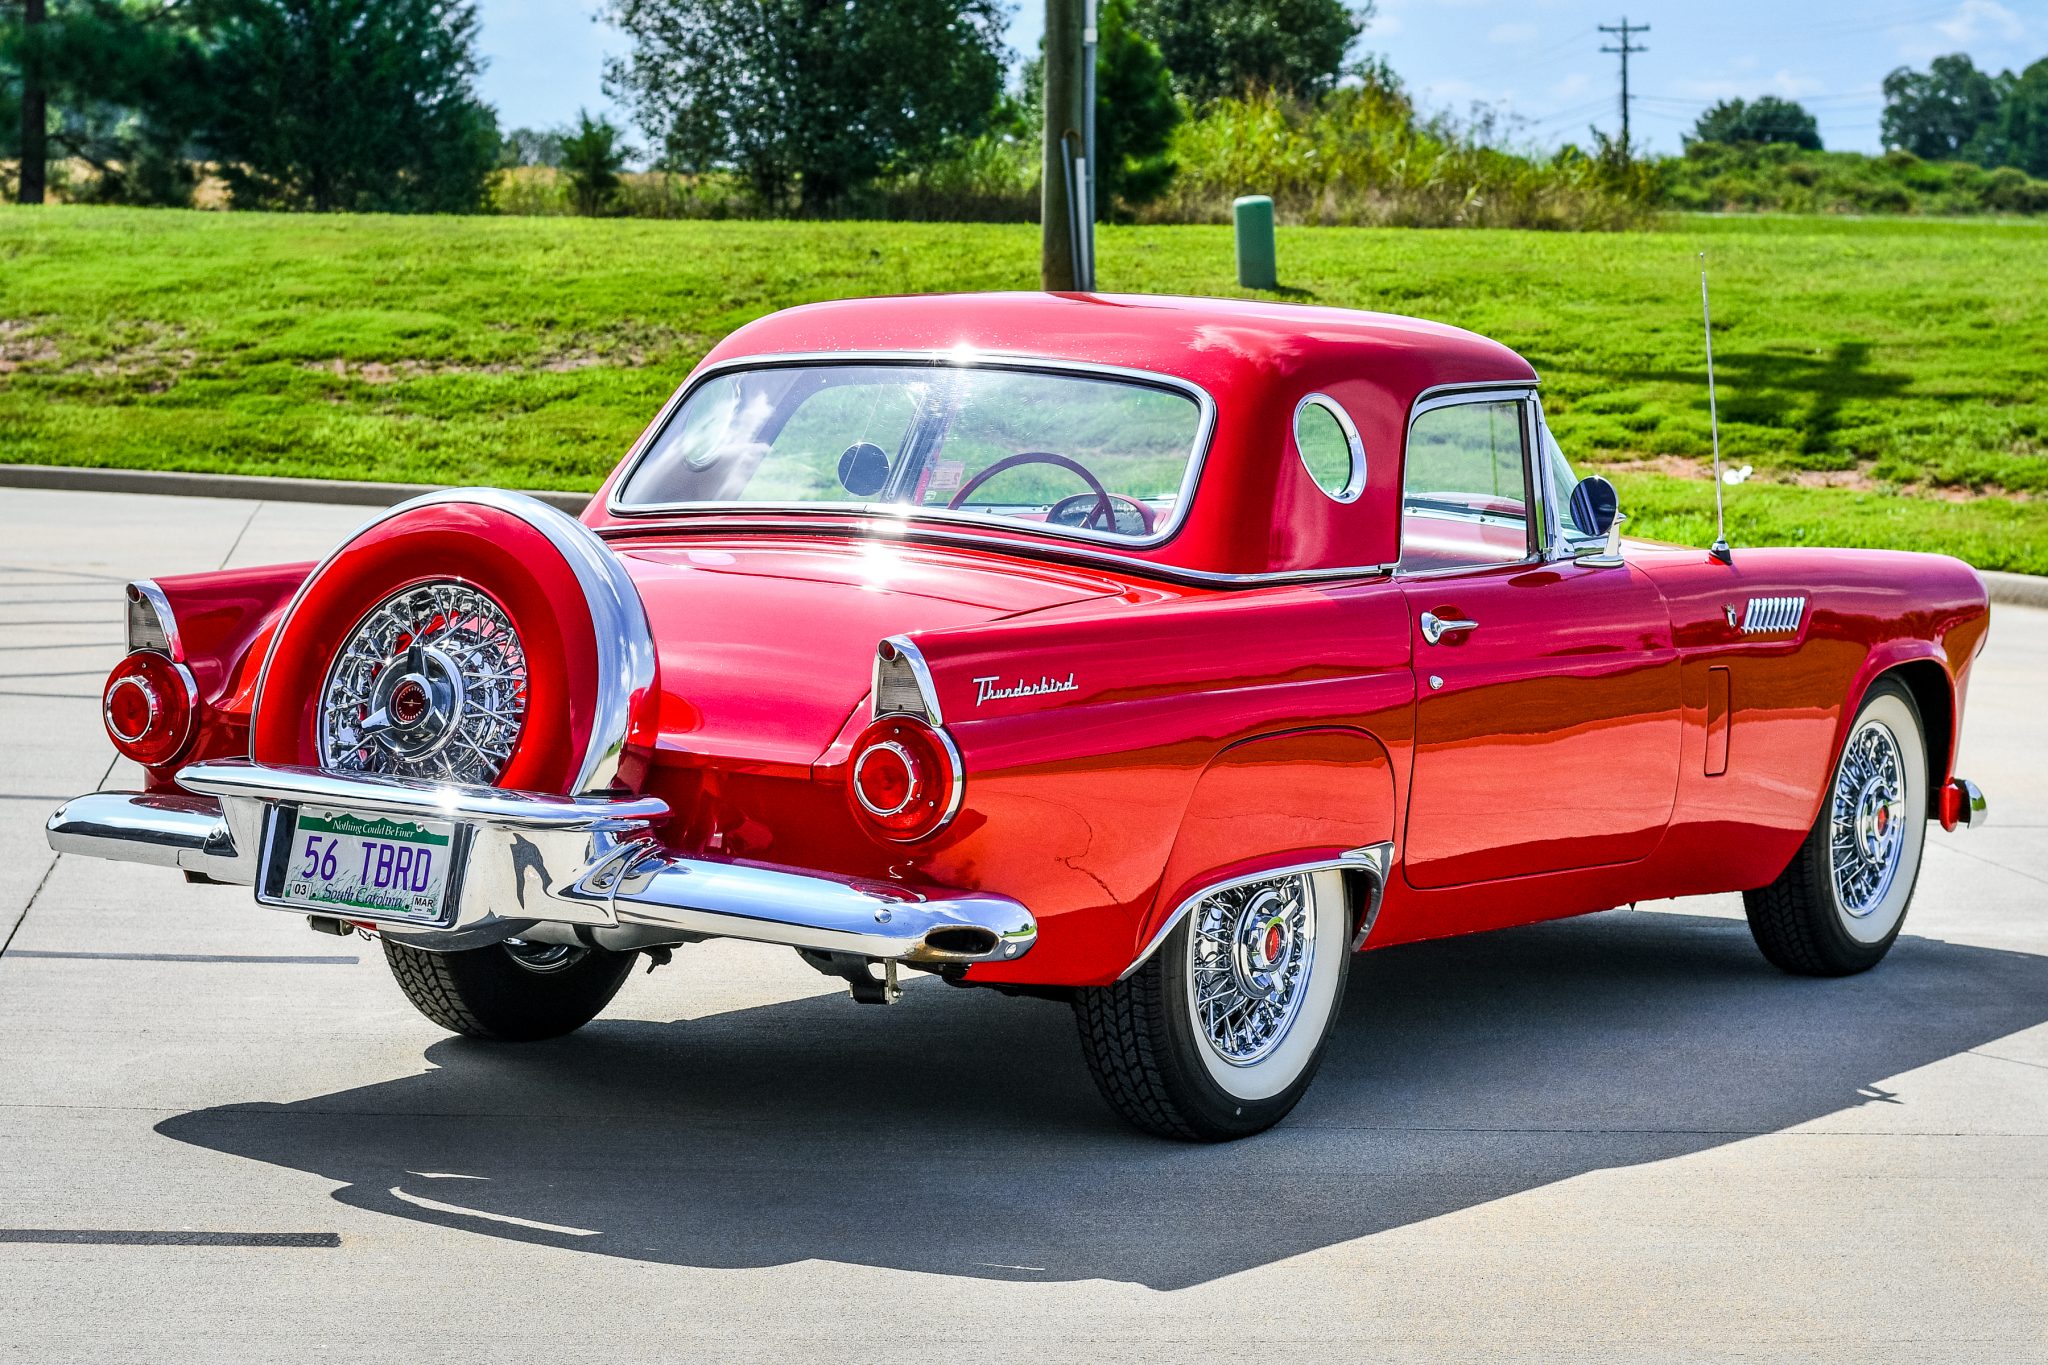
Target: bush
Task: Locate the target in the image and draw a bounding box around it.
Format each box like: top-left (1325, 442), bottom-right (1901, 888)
top-left (1657, 141), bottom-right (2048, 215)
top-left (1143, 86), bottom-right (1657, 230)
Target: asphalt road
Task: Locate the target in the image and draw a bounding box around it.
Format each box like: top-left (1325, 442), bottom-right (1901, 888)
top-left (2, 487), bottom-right (2044, 1363)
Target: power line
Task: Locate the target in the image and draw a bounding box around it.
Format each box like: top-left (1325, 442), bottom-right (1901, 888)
top-left (1461, 28), bottom-right (1599, 86)
top-left (1598, 17), bottom-right (1649, 156)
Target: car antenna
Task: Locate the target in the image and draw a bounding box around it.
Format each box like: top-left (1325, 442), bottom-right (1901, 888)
top-left (1700, 252), bottom-right (1733, 565)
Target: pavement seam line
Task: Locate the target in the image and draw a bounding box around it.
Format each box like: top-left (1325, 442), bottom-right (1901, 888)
top-left (218, 500), bottom-right (264, 570)
top-left (0, 854), bottom-right (59, 959)
top-left (5, 748), bottom-right (131, 958)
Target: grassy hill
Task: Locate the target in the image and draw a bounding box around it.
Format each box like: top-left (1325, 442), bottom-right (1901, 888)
top-left (2, 207), bottom-right (2044, 572)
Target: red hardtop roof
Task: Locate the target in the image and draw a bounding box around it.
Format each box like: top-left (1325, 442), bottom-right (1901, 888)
top-left (701, 291), bottom-right (1538, 391)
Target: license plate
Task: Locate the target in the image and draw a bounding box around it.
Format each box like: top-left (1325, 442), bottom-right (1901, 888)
top-left (271, 806), bottom-right (457, 923)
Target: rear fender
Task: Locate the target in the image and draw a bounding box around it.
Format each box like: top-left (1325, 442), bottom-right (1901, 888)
top-left (135, 563), bottom-right (312, 789)
top-left (1126, 726), bottom-right (1397, 975)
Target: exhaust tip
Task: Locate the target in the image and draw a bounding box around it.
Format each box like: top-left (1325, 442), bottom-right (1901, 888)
top-left (914, 926), bottom-right (1001, 962)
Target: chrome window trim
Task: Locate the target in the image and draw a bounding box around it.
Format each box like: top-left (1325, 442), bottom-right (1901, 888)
top-left (1119, 843), bottom-right (1393, 981)
top-left (874, 635), bottom-right (944, 724)
top-left (1395, 382), bottom-right (1543, 579)
top-left (603, 349), bottom-right (1220, 555)
top-left (124, 579), bottom-right (182, 659)
top-left (597, 519), bottom-right (1397, 589)
top-left (250, 488), bottom-right (656, 796)
top-left (1292, 392), bottom-right (1366, 504)
top-left (1533, 401), bottom-right (1605, 561)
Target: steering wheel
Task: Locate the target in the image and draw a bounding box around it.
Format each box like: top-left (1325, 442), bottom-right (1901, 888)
top-left (947, 451), bottom-right (1116, 531)
top-left (1047, 492), bottom-right (1156, 536)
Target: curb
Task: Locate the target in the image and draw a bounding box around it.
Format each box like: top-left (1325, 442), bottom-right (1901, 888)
top-left (5, 462), bottom-right (2048, 608)
top-left (0, 463), bottom-right (592, 517)
top-left (1982, 570), bottom-right (2048, 610)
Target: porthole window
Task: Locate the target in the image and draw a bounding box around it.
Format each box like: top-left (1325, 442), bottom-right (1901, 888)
top-left (1294, 394), bottom-right (1364, 503)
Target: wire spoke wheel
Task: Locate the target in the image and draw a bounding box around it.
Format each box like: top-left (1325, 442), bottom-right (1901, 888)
top-left (318, 580), bottom-right (529, 785)
top-left (1188, 876), bottom-right (1316, 1066)
top-left (1743, 678), bottom-right (1928, 976)
top-left (1829, 719), bottom-right (1907, 918)
top-left (1073, 867), bottom-right (1350, 1141)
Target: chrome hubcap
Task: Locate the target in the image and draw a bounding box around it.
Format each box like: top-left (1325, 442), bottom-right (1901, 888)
top-left (1191, 875), bottom-right (1314, 1065)
top-left (1831, 719), bottom-right (1906, 917)
top-left (319, 581), bottom-right (527, 785)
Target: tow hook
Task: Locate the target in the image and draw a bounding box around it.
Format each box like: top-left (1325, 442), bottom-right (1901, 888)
top-left (641, 945), bottom-right (673, 975)
top-left (795, 948), bottom-right (902, 1004)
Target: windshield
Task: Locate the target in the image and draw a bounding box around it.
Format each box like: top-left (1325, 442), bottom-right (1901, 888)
top-left (613, 363), bottom-right (1206, 542)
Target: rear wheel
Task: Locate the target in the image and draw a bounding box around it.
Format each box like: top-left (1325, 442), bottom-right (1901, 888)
top-left (1743, 678), bottom-right (1928, 976)
top-left (1074, 869), bottom-right (1350, 1141)
top-left (382, 938), bottom-right (636, 1041)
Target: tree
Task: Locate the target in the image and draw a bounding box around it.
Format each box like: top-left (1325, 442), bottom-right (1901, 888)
top-left (559, 109), bottom-right (630, 215)
top-left (2, 0), bottom-right (210, 205)
top-left (1689, 96), bottom-right (1821, 150)
top-left (1882, 53), bottom-right (2009, 162)
top-left (1092, 0), bottom-right (1179, 214)
top-left (1134, 0), bottom-right (1369, 104)
top-left (1020, 0), bottom-right (1179, 217)
top-left (11, 0), bottom-right (46, 202)
top-left (605, 0), bottom-right (1008, 212)
top-left (202, 0), bottom-right (500, 212)
top-left (500, 126), bottom-right (567, 168)
top-left (1998, 57), bottom-right (2048, 178)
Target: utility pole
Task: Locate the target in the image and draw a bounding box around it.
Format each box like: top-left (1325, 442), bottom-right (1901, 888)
top-left (1598, 17), bottom-right (1649, 158)
top-left (17, 0), bottom-right (48, 204)
top-left (1041, 0), bottom-right (1086, 291)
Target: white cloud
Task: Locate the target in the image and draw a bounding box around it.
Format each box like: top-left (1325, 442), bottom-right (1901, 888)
top-left (1674, 68), bottom-right (1824, 102)
top-left (1769, 69), bottom-right (1826, 97)
top-left (1936, 0), bottom-right (2026, 44)
top-left (1550, 71), bottom-right (1590, 100)
top-left (1898, 0), bottom-right (2031, 61)
top-left (1488, 22), bottom-right (1539, 45)
top-left (1422, 78), bottom-right (1486, 105)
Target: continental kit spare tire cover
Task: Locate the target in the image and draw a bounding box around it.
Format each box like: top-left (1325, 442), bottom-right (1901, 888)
top-left (249, 490), bottom-right (654, 795)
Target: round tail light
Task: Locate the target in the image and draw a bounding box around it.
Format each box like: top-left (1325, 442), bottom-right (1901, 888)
top-left (848, 717), bottom-right (961, 842)
top-left (102, 651), bottom-right (199, 768)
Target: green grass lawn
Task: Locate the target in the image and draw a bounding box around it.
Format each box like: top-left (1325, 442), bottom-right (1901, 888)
top-left (2, 207), bottom-right (2045, 571)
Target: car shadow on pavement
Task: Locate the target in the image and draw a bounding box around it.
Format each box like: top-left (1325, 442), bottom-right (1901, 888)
top-left (157, 909), bottom-right (2048, 1290)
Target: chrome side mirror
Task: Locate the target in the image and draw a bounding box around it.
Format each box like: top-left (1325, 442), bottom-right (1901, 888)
top-left (1569, 475), bottom-right (1626, 564)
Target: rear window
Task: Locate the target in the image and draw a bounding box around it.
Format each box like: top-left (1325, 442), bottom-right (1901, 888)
top-left (615, 362), bottom-right (1207, 543)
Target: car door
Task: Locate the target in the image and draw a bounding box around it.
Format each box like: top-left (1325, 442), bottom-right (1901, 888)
top-left (1396, 391), bottom-right (1682, 889)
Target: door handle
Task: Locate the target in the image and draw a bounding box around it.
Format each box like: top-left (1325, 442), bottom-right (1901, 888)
top-left (1420, 611), bottom-right (1478, 645)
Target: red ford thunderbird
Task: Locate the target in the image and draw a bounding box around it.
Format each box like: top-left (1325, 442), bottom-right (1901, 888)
top-left (48, 293), bottom-right (1991, 1140)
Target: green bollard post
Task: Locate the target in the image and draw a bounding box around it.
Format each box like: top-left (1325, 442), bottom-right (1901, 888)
top-left (1233, 195), bottom-right (1277, 291)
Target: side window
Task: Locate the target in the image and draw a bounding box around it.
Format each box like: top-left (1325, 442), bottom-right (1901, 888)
top-left (1399, 399), bottom-right (1532, 572)
top-left (1293, 394), bottom-right (1363, 502)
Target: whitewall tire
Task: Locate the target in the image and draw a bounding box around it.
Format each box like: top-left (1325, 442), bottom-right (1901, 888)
top-left (1744, 678), bottom-right (1929, 976)
top-left (1074, 869), bottom-right (1351, 1140)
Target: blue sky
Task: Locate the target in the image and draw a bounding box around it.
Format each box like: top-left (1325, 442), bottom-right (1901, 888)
top-left (473, 0), bottom-right (2044, 155)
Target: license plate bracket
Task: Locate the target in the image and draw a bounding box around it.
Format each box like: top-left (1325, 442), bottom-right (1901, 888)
top-left (257, 803), bottom-right (472, 928)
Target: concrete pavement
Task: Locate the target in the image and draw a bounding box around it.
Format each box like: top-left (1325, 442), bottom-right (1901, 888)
top-left (1, 487), bottom-right (2044, 1363)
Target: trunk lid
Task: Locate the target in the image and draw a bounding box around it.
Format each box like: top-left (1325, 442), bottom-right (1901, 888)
top-left (613, 536), bottom-right (1135, 771)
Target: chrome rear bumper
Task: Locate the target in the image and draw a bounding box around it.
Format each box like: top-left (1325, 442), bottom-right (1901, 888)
top-left (45, 760), bottom-right (1035, 965)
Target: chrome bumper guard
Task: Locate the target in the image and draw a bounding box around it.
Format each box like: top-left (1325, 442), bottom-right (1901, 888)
top-left (45, 760), bottom-right (1036, 965)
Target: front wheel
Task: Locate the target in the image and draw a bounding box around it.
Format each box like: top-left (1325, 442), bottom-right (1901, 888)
top-left (1743, 678), bottom-right (1929, 976)
top-left (1073, 869), bottom-right (1351, 1141)
top-left (382, 938), bottom-right (636, 1041)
